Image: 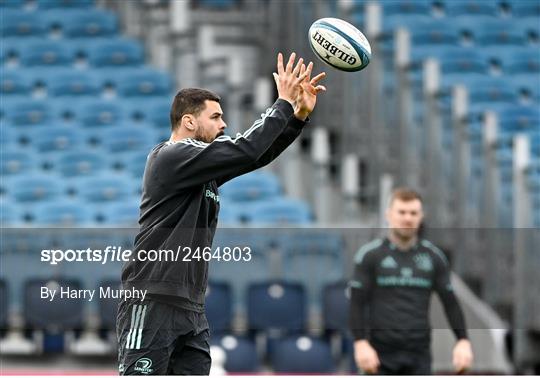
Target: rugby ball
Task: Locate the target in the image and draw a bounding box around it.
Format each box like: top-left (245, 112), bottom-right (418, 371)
top-left (308, 17), bottom-right (371, 72)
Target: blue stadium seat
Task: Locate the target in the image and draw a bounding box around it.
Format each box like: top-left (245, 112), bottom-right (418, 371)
top-left (33, 126), bottom-right (83, 152)
top-left (24, 278), bottom-right (85, 330)
top-left (0, 37), bottom-right (40, 64)
top-left (19, 40), bottom-right (74, 66)
top-left (7, 174), bottom-right (62, 202)
top-left (116, 69), bottom-right (173, 97)
top-left (530, 133), bottom-right (540, 157)
top-left (498, 105), bottom-right (540, 131)
top-left (111, 150), bottom-right (149, 177)
top-left (100, 199), bottom-right (140, 225)
top-left (219, 171), bottom-right (282, 201)
top-left (32, 201), bottom-right (95, 225)
top-left (472, 20), bottom-right (528, 46)
top-left (205, 281), bottom-right (233, 333)
top-left (244, 198), bottom-right (313, 225)
top-left (197, 0), bottom-right (238, 9)
top-left (454, 16), bottom-right (527, 47)
top-left (445, 0), bottom-right (499, 16)
top-left (101, 126), bottom-right (156, 153)
top-left (519, 17), bottom-right (540, 43)
top-left (36, 0), bottom-right (94, 8)
top-left (209, 247), bottom-right (271, 309)
top-left (380, 14), bottom-right (433, 53)
top-left (2, 98), bottom-right (50, 126)
top-left (506, 50), bottom-right (540, 74)
top-left (381, 0), bottom-right (431, 16)
top-left (216, 200), bottom-right (242, 225)
top-left (74, 174), bottom-right (133, 202)
top-left (0, 148), bottom-right (34, 175)
top-left (512, 74), bottom-right (540, 103)
top-left (46, 70), bottom-right (99, 97)
top-left (271, 336), bottom-right (335, 373)
top-left (452, 76), bottom-right (518, 104)
top-left (55, 150), bottom-right (106, 177)
top-left (87, 38), bottom-right (144, 67)
top-left (98, 279), bottom-right (121, 330)
top-left (0, 0), bottom-right (25, 8)
top-left (283, 247), bottom-right (344, 306)
top-left (247, 281), bottom-right (306, 332)
top-left (74, 99), bottom-right (124, 127)
top-left (508, 0), bottom-right (540, 17)
top-left (410, 46), bottom-right (487, 75)
top-left (409, 19), bottom-right (460, 46)
top-left (0, 10), bottom-right (47, 37)
top-left (0, 125), bottom-right (16, 146)
top-left (44, 9), bottom-right (118, 38)
top-left (527, 161), bottom-right (540, 181)
top-left (0, 202), bottom-right (23, 225)
top-left (211, 335), bottom-right (260, 372)
top-left (1, 69), bottom-right (32, 96)
top-left (323, 281), bottom-right (350, 333)
top-left (436, 74), bottom-right (514, 108)
top-left (122, 97), bottom-right (171, 127)
top-left (277, 230), bottom-right (343, 254)
top-left (213, 228), bottom-right (275, 252)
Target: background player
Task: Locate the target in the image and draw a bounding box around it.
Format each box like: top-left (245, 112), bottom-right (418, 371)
top-left (350, 188), bottom-right (474, 374)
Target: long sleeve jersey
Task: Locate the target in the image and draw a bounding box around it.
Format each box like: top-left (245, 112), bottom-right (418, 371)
top-left (349, 238), bottom-right (468, 352)
top-left (121, 99), bottom-right (306, 307)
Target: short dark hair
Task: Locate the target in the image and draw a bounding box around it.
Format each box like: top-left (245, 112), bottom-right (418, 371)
top-left (170, 88), bottom-right (221, 131)
top-left (389, 187), bottom-right (423, 206)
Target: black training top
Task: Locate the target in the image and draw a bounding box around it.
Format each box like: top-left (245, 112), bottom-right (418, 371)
top-left (349, 237), bottom-right (468, 352)
top-left (121, 99), bottom-right (306, 310)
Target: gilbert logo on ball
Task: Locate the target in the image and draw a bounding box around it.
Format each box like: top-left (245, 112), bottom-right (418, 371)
top-left (308, 17), bottom-right (371, 72)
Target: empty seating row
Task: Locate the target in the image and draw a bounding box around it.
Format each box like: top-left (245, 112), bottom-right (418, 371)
top-left (0, 96), bottom-right (171, 125)
top-left (2, 37), bottom-right (145, 67)
top-left (1, 97), bottom-right (171, 127)
top-left (1, 199), bottom-right (140, 225)
top-left (0, 0), bottom-right (95, 9)
top-left (1, 8), bottom-right (117, 38)
top-left (0, 196), bottom-right (314, 226)
top-left (380, 16), bottom-right (539, 54)
top-left (2, 67), bottom-right (173, 97)
top-left (354, 0), bottom-right (540, 18)
top-left (1, 125), bottom-right (165, 155)
top-left (2, 148), bottom-right (149, 177)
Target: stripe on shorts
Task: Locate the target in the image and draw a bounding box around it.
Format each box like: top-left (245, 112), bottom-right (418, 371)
top-left (125, 304), bottom-right (138, 349)
top-left (129, 304), bottom-right (144, 349)
top-left (135, 305), bottom-right (147, 349)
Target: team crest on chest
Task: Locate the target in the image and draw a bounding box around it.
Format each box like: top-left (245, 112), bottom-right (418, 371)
top-left (413, 253), bottom-right (433, 271)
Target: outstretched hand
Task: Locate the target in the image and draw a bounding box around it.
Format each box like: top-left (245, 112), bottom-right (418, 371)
top-left (294, 61), bottom-right (326, 121)
top-left (272, 52), bottom-right (326, 121)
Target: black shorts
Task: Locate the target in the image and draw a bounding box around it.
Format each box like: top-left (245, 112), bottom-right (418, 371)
top-left (374, 348), bottom-right (432, 375)
top-left (116, 298), bottom-right (211, 375)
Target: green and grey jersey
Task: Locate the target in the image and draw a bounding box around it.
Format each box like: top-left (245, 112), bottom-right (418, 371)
top-left (349, 237), bottom-right (467, 351)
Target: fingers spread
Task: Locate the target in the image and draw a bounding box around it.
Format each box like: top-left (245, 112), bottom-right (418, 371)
top-left (297, 70), bottom-right (310, 83)
top-left (305, 61), bottom-right (313, 81)
top-left (292, 57), bottom-right (304, 76)
top-left (272, 72), bottom-right (279, 85)
top-left (285, 52), bottom-right (296, 73)
top-left (310, 72), bottom-right (326, 86)
top-left (277, 53), bottom-right (284, 75)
